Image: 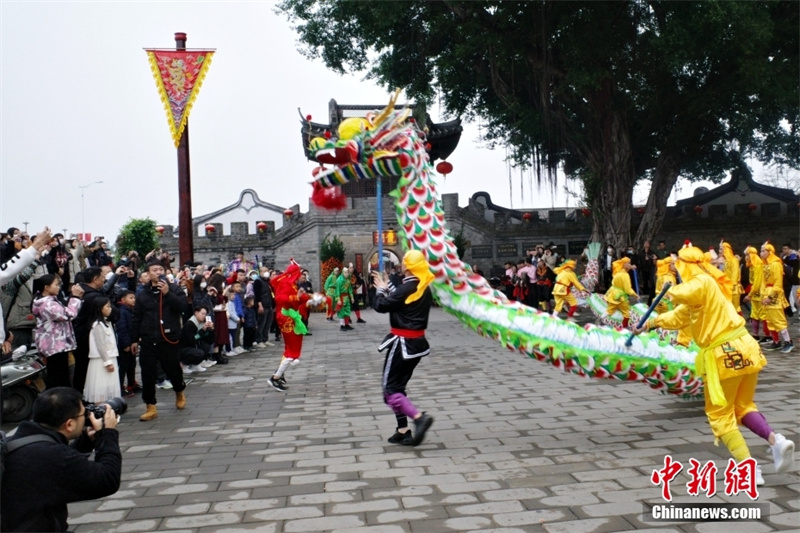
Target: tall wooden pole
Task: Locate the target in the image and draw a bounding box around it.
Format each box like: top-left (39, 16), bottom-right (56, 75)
top-left (175, 32), bottom-right (194, 266)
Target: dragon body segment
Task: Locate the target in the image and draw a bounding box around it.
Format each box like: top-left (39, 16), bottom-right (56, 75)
top-left (309, 94), bottom-right (702, 399)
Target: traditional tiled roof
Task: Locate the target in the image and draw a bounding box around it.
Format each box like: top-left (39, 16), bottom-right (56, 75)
top-left (675, 169), bottom-right (798, 206)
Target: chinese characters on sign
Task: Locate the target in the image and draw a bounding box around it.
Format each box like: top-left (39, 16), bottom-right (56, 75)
top-left (372, 230), bottom-right (397, 246)
top-left (651, 455), bottom-right (759, 501)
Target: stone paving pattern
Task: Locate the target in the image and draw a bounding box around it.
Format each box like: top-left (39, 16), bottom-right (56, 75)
top-left (23, 309), bottom-right (800, 531)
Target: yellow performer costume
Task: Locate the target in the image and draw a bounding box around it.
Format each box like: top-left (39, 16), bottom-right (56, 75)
top-left (552, 260), bottom-right (585, 317)
top-left (744, 246), bottom-right (766, 339)
top-left (720, 241), bottom-right (743, 313)
top-left (760, 242), bottom-right (791, 350)
top-left (655, 257), bottom-right (677, 314)
top-left (645, 246), bottom-right (766, 463)
top-left (604, 257), bottom-right (638, 327)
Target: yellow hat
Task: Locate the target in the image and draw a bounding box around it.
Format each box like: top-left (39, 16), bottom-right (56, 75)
top-left (720, 240), bottom-right (734, 262)
top-left (656, 257), bottom-right (674, 277)
top-left (612, 257), bottom-right (630, 276)
top-left (553, 259), bottom-right (576, 274)
top-left (676, 246), bottom-right (731, 299)
top-left (403, 250), bottom-right (434, 304)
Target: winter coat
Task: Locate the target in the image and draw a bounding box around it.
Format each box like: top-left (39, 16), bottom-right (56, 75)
top-left (116, 303), bottom-right (134, 351)
top-left (32, 295), bottom-right (82, 356)
top-left (68, 242), bottom-right (85, 283)
top-left (131, 282), bottom-right (187, 344)
top-left (89, 320), bottom-right (118, 364)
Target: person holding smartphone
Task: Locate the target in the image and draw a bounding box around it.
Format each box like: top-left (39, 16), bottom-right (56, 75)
top-left (131, 260), bottom-right (188, 421)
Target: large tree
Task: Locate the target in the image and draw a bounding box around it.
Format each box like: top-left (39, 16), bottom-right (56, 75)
top-left (278, 1), bottom-right (798, 249)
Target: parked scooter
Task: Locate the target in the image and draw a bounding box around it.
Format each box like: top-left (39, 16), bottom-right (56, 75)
top-left (1, 345), bottom-right (46, 423)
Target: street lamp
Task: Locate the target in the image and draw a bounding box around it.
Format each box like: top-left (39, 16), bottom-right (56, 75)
top-left (79, 181), bottom-right (103, 237)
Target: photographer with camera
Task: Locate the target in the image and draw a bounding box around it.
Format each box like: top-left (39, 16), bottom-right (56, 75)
top-left (1, 387), bottom-right (122, 532)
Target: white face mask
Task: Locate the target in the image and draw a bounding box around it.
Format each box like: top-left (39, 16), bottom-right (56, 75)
top-left (607, 248), bottom-right (613, 253)
top-left (261, 273), bottom-right (270, 279)
top-left (200, 282), bottom-right (207, 289)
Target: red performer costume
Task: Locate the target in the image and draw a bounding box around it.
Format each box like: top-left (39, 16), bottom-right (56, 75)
top-left (268, 261), bottom-right (311, 391)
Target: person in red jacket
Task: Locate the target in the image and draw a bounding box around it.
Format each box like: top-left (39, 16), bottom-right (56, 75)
top-left (268, 261), bottom-right (311, 391)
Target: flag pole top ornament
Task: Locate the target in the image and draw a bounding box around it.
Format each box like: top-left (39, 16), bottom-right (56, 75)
top-left (145, 40), bottom-right (216, 148)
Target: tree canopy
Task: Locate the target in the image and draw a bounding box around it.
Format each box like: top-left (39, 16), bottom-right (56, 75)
top-left (278, 1), bottom-right (799, 249)
top-left (115, 218), bottom-right (159, 261)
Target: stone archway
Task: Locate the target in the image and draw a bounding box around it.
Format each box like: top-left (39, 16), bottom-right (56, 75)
top-left (367, 248), bottom-right (401, 277)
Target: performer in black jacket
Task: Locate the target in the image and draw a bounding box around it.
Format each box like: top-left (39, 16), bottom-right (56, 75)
top-left (132, 260), bottom-right (188, 421)
top-left (371, 250), bottom-right (435, 447)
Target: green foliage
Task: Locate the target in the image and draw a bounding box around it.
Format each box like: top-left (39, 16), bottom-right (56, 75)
top-left (278, 0), bottom-right (799, 247)
top-left (452, 223), bottom-right (470, 260)
top-left (116, 218), bottom-right (159, 261)
top-left (320, 233), bottom-right (345, 262)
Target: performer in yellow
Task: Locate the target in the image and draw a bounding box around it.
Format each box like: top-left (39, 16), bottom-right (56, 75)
top-left (552, 259), bottom-right (585, 319)
top-left (635, 246), bottom-right (794, 485)
top-left (654, 256), bottom-right (677, 314)
top-left (759, 242), bottom-right (792, 352)
top-left (742, 246), bottom-right (768, 342)
top-left (604, 257), bottom-right (639, 328)
top-left (719, 240), bottom-right (743, 314)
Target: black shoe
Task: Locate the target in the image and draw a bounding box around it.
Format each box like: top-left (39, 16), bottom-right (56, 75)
top-left (767, 341), bottom-right (783, 351)
top-left (387, 430), bottom-right (414, 446)
top-left (277, 375), bottom-right (287, 386)
top-left (357, 318), bottom-right (366, 324)
top-left (344, 325), bottom-right (354, 331)
top-left (214, 353), bottom-right (229, 365)
top-left (412, 413), bottom-right (433, 446)
top-left (326, 317), bottom-right (334, 321)
top-left (340, 326), bottom-right (347, 331)
top-left (759, 336), bottom-right (773, 344)
top-left (131, 383), bottom-right (142, 393)
top-left (269, 377), bottom-right (287, 391)
top-left (304, 332), bottom-right (312, 336)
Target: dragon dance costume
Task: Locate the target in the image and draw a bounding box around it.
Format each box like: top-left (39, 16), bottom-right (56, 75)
top-left (644, 246), bottom-right (793, 476)
top-left (604, 257), bottom-right (638, 328)
top-left (268, 262), bottom-right (310, 390)
top-left (373, 250), bottom-right (435, 447)
top-left (552, 260), bottom-right (585, 317)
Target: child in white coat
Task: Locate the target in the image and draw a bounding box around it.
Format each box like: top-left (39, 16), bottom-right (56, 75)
top-left (84, 297), bottom-right (121, 402)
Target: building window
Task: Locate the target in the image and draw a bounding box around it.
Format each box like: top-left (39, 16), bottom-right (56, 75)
top-left (762, 203), bottom-right (780, 217)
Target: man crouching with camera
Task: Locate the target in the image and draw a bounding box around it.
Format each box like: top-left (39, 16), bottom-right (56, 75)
top-left (1, 387), bottom-right (122, 532)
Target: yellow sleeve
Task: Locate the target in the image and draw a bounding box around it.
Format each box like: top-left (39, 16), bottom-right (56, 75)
top-left (666, 276), bottom-right (705, 307)
top-left (653, 304), bottom-right (691, 331)
top-left (570, 271), bottom-right (586, 292)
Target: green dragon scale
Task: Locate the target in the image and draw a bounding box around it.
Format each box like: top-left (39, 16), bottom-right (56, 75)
top-left (307, 93), bottom-right (702, 399)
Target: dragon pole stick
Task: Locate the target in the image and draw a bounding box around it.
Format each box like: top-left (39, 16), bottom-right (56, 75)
top-left (625, 282), bottom-right (672, 347)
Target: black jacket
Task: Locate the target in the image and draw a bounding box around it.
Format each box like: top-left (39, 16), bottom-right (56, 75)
top-left (132, 282), bottom-right (187, 344)
top-left (372, 276), bottom-right (433, 358)
top-left (73, 283), bottom-right (119, 340)
top-left (253, 277), bottom-right (275, 309)
top-left (0, 421), bottom-right (121, 532)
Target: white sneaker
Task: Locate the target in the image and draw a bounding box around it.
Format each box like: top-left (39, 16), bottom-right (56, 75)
top-left (234, 346), bottom-right (246, 354)
top-left (756, 465), bottom-right (765, 486)
top-left (188, 364), bottom-right (207, 373)
top-left (157, 380), bottom-right (173, 389)
top-left (200, 359), bottom-right (216, 368)
top-left (772, 433), bottom-right (795, 473)
top-left (181, 364), bottom-right (193, 374)
top-left (225, 350), bottom-right (237, 357)
top-left (265, 341), bottom-right (275, 347)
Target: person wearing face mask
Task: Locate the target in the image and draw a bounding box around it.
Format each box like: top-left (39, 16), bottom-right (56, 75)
top-left (253, 267), bottom-right (276, 348)
top-left (602, 245), bottom-right (615, 292)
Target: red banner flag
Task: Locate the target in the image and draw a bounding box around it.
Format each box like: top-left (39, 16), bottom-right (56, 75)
top-left (145, 49), bottom-right (215, 148)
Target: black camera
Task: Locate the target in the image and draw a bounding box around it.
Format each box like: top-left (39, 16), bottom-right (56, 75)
top-left (84, 397), bottom-right (128, 420)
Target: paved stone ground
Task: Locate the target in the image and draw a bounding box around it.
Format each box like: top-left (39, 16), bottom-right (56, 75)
top-left (8, 308), bottom-right (800, 532)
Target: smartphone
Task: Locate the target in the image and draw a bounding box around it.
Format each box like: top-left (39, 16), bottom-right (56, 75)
top-left (159, 275), bottom-right (168, 284)
top-left (205, 316), bottom-right (212, 325)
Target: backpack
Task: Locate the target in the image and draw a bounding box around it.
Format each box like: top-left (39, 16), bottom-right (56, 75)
top-left (0, 431), bottom-right (56, 487)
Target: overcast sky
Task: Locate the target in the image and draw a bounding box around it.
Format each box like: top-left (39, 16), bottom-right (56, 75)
top-left (1, 2), bottom-right (740, 241)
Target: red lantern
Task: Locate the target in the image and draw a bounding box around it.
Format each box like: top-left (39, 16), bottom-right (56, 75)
top-left (581, 208), bottom-right (591, 218)
top-left (284, 208), bottom-right (294, 217)
top-left (323, 131), bottom-right (332, 139)
top-left (522, 212), bottom-right (532, 222)
top-left (256, 222), bottom-right (268, 233)
top-left (204, 223), bottom-right (215, 234)
top-left (693, 205), bottom-right (703, 213)
top-left (305, 114), bottom-right (312, 121)
top-left (435, 161), bottom-right (453, 176)
top-left (155, 225), bottom-right (165, 236)
top-left (637, 207), bottom-right (645, 215)
top-left (748, 203), bottom-right (757, 211)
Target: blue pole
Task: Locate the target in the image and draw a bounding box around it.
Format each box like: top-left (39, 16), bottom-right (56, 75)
top-left (633, 269), bottom-right (640, 295)
top-left (625, 282), bottom-right (672, 347)
top-left (377, 178), bottom-right (384, 275)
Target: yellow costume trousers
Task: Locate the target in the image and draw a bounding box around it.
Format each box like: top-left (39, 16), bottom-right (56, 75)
top-left (764, 305), bottom-right (788, 331)
top-left (705, 372), bottom-right (760, 438)
top-left (554, 293), bottom-right (576, 312)
top-left (749, 299), bottom-right (764, 321)
top-left (606, 299), bottom-right (630, 319)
